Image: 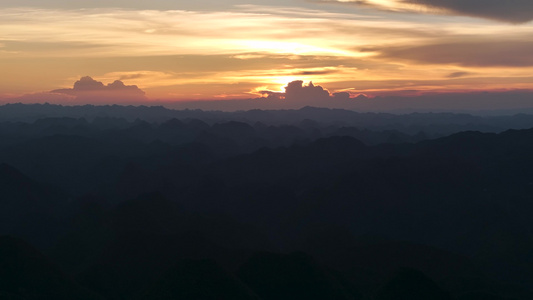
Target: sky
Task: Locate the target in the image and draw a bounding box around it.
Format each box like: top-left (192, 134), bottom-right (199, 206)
top-left (1, 0), bottom-right (533, 109)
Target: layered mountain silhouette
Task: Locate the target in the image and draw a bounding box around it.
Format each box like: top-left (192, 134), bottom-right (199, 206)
top-left (1, 104), bottom-right (533, 299)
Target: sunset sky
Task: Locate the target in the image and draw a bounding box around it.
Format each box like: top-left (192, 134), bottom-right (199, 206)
top-left (1, 0), bottom-right (533, 106)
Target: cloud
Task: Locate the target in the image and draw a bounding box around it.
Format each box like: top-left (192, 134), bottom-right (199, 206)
top-left (292, 70), bottom-right (340, 76)
top-left (285, 80), bottom-right (331, 101)
top-left (118, 73), bottom-right (148, 80)
top-left (408, 0), bottom-right (533, 23)
top-left (0, 7), bottom-right (359, 58)
top-left (375, 40), bottom-right (533, 67)
top-left (259, 80), bottom-right (332, 103)
top-left (333, 92), bottom-right (351, 100)
top-left (446, 71), bottom-right (472, 78)
top-left (329, 0), bottom-right (533, 23)
top-left (7, 77), bottom-right (148, 104)
top-left (51, 76), bottom-right (147, 103)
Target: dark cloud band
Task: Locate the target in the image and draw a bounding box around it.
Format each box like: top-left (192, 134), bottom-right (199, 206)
top-left (406, 0), bottom-right (533, 23)
top-left (334, 0), bottom-right (533, 23)
top-left (375, 39), bottom-right (533, 67)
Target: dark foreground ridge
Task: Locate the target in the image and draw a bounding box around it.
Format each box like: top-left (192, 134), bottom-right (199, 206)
top-left (0, 104), bottom-right (532, 299)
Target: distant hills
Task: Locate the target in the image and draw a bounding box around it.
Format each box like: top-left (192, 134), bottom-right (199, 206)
top-left (5, 103), bottom-right (533, 135)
